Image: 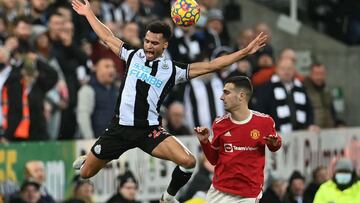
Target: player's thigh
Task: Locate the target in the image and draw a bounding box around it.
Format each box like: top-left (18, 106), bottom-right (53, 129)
top-left (150, 135), bottom-right (196, 168)
top-left (81, 151), bottom-right (110, 178)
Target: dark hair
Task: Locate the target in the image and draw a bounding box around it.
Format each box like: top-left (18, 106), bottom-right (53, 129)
top-left (117, 171), bottom-right (138, 189)
top-left (224, 76), bottom-right (253, 101)
top-left (146, 21), bottom-right (172, 41)
top-left (48, 12), bottom-right (63, 21)
top-left (20, 179), bottom-right (41, 191)
top-left (13, 16), bottom-right (32, 27)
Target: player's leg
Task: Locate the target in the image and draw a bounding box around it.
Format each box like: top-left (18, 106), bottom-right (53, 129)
top-left (151, 135), bottom-right (196, 202)
top-left (73, 151), bottom-right (110, 178)
top-left (73, 117), bottom-right (133, 178)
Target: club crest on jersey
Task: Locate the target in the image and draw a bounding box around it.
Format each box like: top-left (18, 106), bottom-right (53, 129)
top-left (162, 62), bottom-right (169, 69)
top-left (138, 52), bottom-right (145, 58)
top-left (250, 129), bottom-right (260, 140)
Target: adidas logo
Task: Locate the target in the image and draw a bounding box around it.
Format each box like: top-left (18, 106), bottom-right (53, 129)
top-left (224, 131), bottom-right (232, 137)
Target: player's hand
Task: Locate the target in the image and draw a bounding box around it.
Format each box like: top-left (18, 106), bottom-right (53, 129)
top-left (194, 126), bottom-right (210, 143)
top-left (244, 32), bottom-right (267, 55)
top-left (71, 0), bottom-right (91, 16)
top-left (263, 134), bottom-right (280, 147)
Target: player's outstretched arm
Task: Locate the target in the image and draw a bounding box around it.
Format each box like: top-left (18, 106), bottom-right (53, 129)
top-left (188, 32), bottom-right (267, 79)
top-left (71, 0), bottom-right (122, 55)
top-left (194, 127), bottom-right (219, 165)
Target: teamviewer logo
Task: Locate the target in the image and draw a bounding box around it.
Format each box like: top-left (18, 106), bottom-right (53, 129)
top-left (224, 143), bottom-right (233, 152)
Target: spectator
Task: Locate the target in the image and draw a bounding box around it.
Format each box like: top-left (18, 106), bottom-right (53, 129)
top-left (77, 57), bottom-right (117, 139)
top-left (0, 47), bottom-right (12, 140)
top-left (283, 171), bottom-right (306, 203)
top-left (2, 48), bottom-right (58, 141)
top-left (234, 28), bottom-right (256, 72)
top-left (164, 102), bottom-right (191, 136)
top-left (260, 172), bottom-right (286, 203)
top-left (179, 153), bottom-right (214, 202)
top-left (47, 12), bottom-right (64, 43)
top-left (120, 22), bottom-right (142, 48)
top-left (168, 26), bottom-right (201, 63)
top-left (33, 29), bottom-right (68, 140)
top-left (11, 16), bottom-right (32, 49)
top-left (24, 161), bottom-right (55, 203)
top-left (64, 175), bottom-right (94, 203)
top-left (0, 15), bottom-right (8, 45)
top-left (183, 72), bottom-right (224, 130)
top-left (303, 166), bottom-right (329, 203)
top-left (303, 63), bottom-right (343, 128)
top-left (28, 0), bottom-right (50, 26)
top-left (196, 9), bottom-right (230, 58)
top-left (10, 179), bottom-right (49, 203)
top-left (253, 58), bottom-right (316, 133)
top-left (52, 20), bottom-right (88, 139)
top-left (106, 171), bottom-right (140, 203)
top-left (254, 22), bottom-right (274, 60)
top-left (314, 158), bottom-right (360, 203)
top-left (251, 52), bottom-right (275, 87)
top-left (0, 0), bottom-right (26, 22)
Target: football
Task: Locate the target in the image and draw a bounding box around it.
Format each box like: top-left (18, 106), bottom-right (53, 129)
top-left (171, 0), bottom-right (200, 27)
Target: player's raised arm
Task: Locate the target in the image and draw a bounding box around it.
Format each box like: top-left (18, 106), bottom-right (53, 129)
top-left (188, 32), bottom-right (267, 79)
top-left (71, 0), bottom-right (123, 55)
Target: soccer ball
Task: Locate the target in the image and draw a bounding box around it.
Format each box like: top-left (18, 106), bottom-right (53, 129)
top-left (171, 0), bottom-right (200, 27)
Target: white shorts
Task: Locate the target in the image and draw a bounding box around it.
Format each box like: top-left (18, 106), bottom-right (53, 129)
top-left (205, 185), bottom-right (262, 203)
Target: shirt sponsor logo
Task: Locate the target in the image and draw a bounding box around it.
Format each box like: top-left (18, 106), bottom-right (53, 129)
top-left (224, 143), bottom-right (233, 152)
top-left (224, 143), bottom-right (258, 153)
top-left (129, 63), bottom-right (164, 88)
top-left (250, 129), bottom-right (260, 140)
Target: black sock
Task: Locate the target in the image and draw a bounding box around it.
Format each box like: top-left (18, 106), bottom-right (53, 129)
top-left (167, 166), bottom-right (193, 196)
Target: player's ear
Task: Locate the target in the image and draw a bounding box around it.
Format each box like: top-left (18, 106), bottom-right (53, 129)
top-left (163, 41), bottom-right (169, 49)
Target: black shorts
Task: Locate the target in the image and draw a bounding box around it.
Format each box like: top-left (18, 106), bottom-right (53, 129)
top-left (91, 117), bottom-right (171, 160)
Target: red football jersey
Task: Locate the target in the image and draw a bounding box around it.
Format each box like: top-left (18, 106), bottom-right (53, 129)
top-left (201, 110), bottom-right (282, 198)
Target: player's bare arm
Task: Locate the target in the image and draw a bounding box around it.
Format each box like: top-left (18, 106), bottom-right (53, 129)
top-left (188, 32), bottom-right (267, 79)
top-left (71, 0), bottom-right (123, 55)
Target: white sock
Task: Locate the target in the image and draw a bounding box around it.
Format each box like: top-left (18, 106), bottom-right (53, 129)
top-left (163, 191), bottom-right (174, 200)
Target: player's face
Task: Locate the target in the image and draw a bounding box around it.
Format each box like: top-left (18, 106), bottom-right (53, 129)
top-left (220, 83), bottom-right (245, 112)
top-left (143, 31), bottom-right (168, 61)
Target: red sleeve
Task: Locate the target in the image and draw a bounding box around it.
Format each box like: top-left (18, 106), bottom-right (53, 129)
top-left (200, 140), bottom-right (219, 165)
top-left (266, 117), bottom-right (282, 152)
top-left (200, 125), bottom-right (220, 165)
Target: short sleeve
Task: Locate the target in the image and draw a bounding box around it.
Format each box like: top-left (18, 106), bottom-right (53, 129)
top-left (210, 122), bottom-right (220, 149)
top-left (173, 61), bottom-right (190, 84)
top-left (268, 116), bottom-right (277, 136)
top-left (119, 43), bottom-right (134, 61)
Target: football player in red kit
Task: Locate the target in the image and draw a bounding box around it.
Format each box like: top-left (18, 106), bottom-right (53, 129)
top-left (194, 76), bottom-right (282, 203)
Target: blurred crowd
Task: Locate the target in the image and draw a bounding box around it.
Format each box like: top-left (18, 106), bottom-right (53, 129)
top-left (1, 157), bottom-right (359, 203)
top-left (0, 0), bottom-right (347, 143)
top-left (256, 0), bottom-right (360, 45)
top-left (0, 1), bottom-right (357, 203)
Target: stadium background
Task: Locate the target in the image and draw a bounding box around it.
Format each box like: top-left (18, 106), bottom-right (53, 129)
top-left (0, 0), bottom-right (360, 202)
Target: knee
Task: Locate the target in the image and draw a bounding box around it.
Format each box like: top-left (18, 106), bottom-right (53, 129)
top-left (179, 154), bottom-right (196, 169)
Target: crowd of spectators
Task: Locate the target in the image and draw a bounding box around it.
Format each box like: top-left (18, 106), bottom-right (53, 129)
top-left (0, 0), bottom-right (353, 202)
top-left (0, 0), bottom-right (345, 142)
top-left (256, 0), bottom-right (360, 45)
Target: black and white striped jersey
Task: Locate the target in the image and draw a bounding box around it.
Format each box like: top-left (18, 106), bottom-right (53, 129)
top-left (116, 44), bottom-right (189, 127)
